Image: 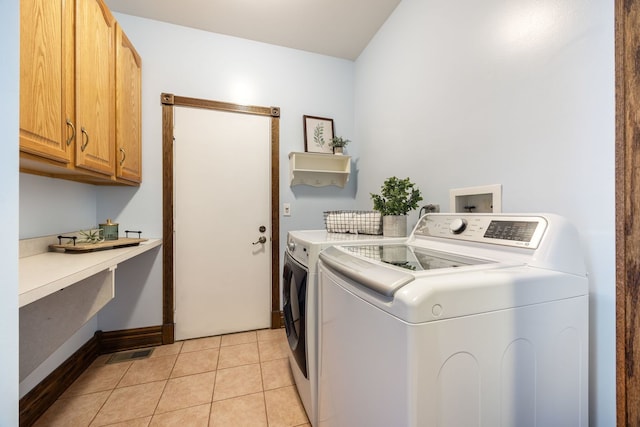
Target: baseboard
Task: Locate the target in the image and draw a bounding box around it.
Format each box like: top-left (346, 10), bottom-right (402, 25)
top-left (272, 310), bottom-right (284, 328)
top-left (19, 325), bottom-right (164, 427)
top-left (19, 332), bottom-right (100, 427)
top-left (162, 322), bottom-right (175, 344)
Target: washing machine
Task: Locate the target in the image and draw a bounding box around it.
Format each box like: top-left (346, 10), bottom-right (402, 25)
top-left (283, 229), bottom-right (406, 426)
top-left (317, 213), bottom-right (589, 427)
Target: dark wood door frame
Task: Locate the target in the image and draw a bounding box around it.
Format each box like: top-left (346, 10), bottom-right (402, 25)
top-left (160, 93), bottom-right (281, 344)
top-left (616, 0), bottom-right (640, 425)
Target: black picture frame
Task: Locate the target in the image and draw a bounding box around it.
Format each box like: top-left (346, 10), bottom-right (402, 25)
top-left (303, 115), bottom-right (334, 153)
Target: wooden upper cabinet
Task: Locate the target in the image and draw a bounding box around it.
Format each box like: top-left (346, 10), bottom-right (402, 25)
top-left (74, 0), bottom-right (116, 176)
top-left (19, 0), bottom-right (74, 164)
top-left (19, 0), bottom-right (142, 185)
top-left (115, 24), bottom-right (142, 183)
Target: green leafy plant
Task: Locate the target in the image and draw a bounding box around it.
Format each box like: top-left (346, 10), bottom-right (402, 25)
top-left (77, 228), bottom-right (104, 244)
top-left (370, 176), bottom-right (423, 216)
top-left (330, 136), bottom-right (350, 148)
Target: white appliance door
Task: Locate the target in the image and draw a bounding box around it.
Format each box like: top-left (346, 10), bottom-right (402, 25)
top-left (173, 106), bottom-right (271, 340)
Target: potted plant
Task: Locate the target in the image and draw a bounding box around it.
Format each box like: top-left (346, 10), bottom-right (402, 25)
top-left (330, 136), bottom-right (350, 155)
top-left (370, 176), bottom-right (423, 237)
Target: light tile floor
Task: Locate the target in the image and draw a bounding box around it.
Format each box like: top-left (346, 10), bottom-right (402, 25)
top-left (34, 329), bottom-right (310, 427)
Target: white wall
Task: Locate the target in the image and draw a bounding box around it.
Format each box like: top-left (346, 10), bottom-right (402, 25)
top-left (1, 0), bottom-right (20, 423)
top-left (19, 174), bottom-right (98, 239)
top-left (94, 14), bottom-right (357, 329)
top-left (19, 320), bottom-right (97, 397)
top-left (354, 0), bottom-right (615, 425)
top-left (18, 174), bottom-right (100, 396)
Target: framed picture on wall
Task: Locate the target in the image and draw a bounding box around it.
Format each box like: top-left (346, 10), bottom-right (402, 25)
top-left (304, 115), bottom-right (334, 153)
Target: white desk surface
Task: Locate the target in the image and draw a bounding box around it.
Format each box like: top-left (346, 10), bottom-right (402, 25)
top-left (19, 238), bottom-right (162, 307)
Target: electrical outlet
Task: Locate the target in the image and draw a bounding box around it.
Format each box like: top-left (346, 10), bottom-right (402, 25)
top-left (283, 203), bottom-right (291, 216)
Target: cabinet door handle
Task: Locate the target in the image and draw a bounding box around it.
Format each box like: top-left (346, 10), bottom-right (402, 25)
top-left (65, 119), bottom-right (76, 146)
top-left (119, 148), bottom-right (126, 165)
top-left (80, 127), bottom-right (89, 152)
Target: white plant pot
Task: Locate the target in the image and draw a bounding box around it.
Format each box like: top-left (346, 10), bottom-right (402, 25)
top-left (382, 215), bottom-right (407, 237)
top-left (333, 146), bottom-right (344, 155)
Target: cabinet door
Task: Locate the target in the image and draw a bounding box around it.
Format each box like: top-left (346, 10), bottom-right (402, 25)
top-left (115, 24), bottom-right (142, 183)
top-left (20, 0), bottom-right (74, 164)
top-left (74, 0), bottom-right (115, 176)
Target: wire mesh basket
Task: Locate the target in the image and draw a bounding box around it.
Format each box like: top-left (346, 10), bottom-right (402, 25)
top-left (323, 210), bottom-right (383, 235)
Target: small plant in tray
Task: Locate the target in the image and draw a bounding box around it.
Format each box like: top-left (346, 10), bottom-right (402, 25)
top-left (77, 229), bottom-right (105, 244)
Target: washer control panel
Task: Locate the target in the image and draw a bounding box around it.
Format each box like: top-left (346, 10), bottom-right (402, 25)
top-left (414, 214), bottom-right (548, 249)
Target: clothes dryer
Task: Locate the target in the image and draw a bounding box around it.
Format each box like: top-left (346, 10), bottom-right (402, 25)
top-left (282, 230), bottom-right (405, 426)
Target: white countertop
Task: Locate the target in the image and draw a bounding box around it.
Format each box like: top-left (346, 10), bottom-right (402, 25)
top-left (19, 238), bottom-right (162, 307)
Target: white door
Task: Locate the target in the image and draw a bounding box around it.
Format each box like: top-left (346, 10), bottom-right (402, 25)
top-left (173, 106), bottom-right (272, 340)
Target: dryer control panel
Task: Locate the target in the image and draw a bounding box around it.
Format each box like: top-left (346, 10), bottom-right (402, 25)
top-left (413, 214), bottom-right (548, 249)
top-left (286, 236), bottom-right (310, 267)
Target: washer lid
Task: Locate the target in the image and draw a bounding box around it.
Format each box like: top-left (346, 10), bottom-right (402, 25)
top-left (341, 244), bottom-right (490, 272)
top-left (319, 245), bottom-right (493, 297)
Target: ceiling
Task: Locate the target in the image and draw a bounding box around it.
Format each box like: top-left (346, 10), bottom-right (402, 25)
top-left (104, 0), bottom-right (402, 60)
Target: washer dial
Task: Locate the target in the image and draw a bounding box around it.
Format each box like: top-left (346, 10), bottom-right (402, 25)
top-left (449, 218), bottom-right (467, 234)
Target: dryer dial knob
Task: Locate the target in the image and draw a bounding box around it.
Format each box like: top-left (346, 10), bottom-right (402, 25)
top-left (288, 241), bottom-right (296, 251)
top-left (449, 218), bottom-right (467, 234)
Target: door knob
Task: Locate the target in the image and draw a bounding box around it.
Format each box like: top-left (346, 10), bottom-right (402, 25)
top-left (253, 236), bottom-right (267, 245)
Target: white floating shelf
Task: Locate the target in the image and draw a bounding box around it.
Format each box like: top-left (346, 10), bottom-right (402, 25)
top-left (289, 152), bottom-right (351, 188)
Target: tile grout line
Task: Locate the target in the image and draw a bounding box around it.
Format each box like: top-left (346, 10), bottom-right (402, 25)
top-left (257, 341), bottom-right (271, 426)
top-left (87, 358), bottom-right (134, 426)
top-left (207, 341), bottom-right (221, 425)
top-left (147, 351), bottom-right (178, 424)
top-left (160, 345), bottom-right (212, 417)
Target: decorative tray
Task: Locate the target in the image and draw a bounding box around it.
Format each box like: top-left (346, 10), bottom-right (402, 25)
top-left (49, 238), bottom-right (148, 253)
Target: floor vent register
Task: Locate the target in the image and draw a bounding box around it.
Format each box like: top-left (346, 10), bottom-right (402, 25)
top-left (106, 348), bottom-right (154, 364)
